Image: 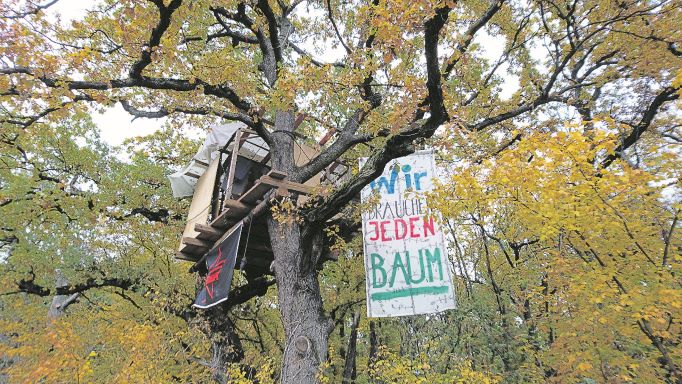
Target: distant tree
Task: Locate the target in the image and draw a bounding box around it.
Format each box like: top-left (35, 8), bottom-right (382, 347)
top-left (0, 0), bottom-right (679, 383)
top-left (432, 128), bottom-right (681, 382)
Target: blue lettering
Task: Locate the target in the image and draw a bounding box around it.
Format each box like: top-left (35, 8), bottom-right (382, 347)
top-left (369, 164), bottom-right (429, 194)
top-left (370, 166), bottom-right (399, 194)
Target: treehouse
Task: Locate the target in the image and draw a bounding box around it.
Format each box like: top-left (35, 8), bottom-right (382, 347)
top-left (170, 123), bottom-right (348, 278)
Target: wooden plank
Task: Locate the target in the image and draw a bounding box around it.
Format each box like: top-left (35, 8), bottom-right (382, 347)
top-left (238, 131), bottom-right (252, 145)
top-left (223, 199), bottom-right (253, 213)
top-left (269, 169), bottom-right (287, 179)
top-left (210, 207), bottom-right (244, 229)
top-left (211, 184), bottom-right (273, 228)
top-left (238, 180), bottom-right (273, 205)
top-left (194, 223), bottom-right (223, 241)
top-left (176, 251), bottom-right (200, 261)
top-left (178, 158), bottom-right (219, 252)
top-left (210, 213), bottom-right (239, 229)
top-left (209, 169), bottom-right (286, 231)
top-left (318, 127), bottom-right (337, 146)
top-left (189, 220), bottom-right (245, 273)
top-left (210, 152), bottom-right (224, 219)
top-left (179, 243), bottom-right (207, 256)
top-left (240, 128), bottom-right (258, 135)
top-left (182, 236), bottom-right (212, 249)
top-left (223, 130), bottom-right (243, 199)
top-left (259, 175), bottom-right (315, 195)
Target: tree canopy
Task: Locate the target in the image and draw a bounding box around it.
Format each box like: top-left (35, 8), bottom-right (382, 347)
top-left (0, 0), bottom-right (680, 383)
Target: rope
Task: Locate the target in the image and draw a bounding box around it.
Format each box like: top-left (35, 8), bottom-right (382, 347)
top-left (239, 218), bottom-right (253, 270)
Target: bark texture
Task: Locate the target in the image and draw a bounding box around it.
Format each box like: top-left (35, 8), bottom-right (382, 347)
top-left (47, 269), bottom-right (79, 322)
top-left (265, 109), bottom-right (333, 383)
top-left (342, 311), bottom-right (361, 383)
top-left (268, 221), bottom-right (332, 384)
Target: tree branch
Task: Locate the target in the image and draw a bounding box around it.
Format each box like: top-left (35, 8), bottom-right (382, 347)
top-left (302, 6), bottom-right (452, 224)
top-left (601, 87), bottom-right (679, 168)
top-left (0, 66), bottom-right (273, 143)
top-left (0, 66), bottom-right (252, 111)
top-left (9, 276), bottom-right (138, 297)
top-left (256, 0), bottom-right (284, 67)
top-left (211, 5), bottom-right (278, 86)
top-left (129, 0), bottom-right (183, 79)
top-left (325, 0), bottom-right (352, 54)
top-left (442, 0), bottom-right (505, 79)
top-left (210, 9), bottom-right (259, 45)
top-left (119, 100), bottom-right (257, 127)
top-left (0, 0), bottom-right (60, 19)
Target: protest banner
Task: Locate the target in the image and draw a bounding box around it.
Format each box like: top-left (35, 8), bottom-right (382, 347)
top-left (361, 150), bottom-right (456, 317)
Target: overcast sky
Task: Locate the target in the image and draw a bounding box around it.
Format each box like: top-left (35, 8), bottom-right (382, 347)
top-left (49, 2), bottom-right (167, 146)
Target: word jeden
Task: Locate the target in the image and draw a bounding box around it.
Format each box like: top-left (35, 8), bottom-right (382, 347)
top-left (366, 216), bottom-right (436, 242)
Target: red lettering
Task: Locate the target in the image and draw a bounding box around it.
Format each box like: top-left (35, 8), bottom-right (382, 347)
top-left (394, 219), bottom-right (407, 240)
top-left (423, 216), bottom-right (435, 237)
top-left (380, 220), bottom-right (392, 241)
top-left (369, 217), bottom-right (435, 242)
top-left (409, 217), bottom-right (420, 238)
top-left (205, 248), bottom-right (227, 299)
top-left (368, 221), bottom-right (379, 241)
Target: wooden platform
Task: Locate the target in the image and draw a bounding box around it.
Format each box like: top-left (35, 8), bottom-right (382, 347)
top-left (173, 125), bottom-right (344, 278)
top-left (176, 169), bottom-right (311, 276)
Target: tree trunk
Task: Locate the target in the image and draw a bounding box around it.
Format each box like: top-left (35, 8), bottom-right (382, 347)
top-left (206, 312), bottom-right (245, 384)
top-left (264, 110), bottom-right (333, 383)
top-left (47, 269), bottom-right (79, 322)
top-left (268, 220), bottom-right (332, 384)
top-left (368, 321), bottom-right (378, 371)
top-left (342, 310), bottom-right (360, 383)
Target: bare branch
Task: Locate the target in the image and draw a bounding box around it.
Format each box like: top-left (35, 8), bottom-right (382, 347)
top-left (442, 0), bottom-right (505, 79)
top-left (211, 9), bottom-right (259, 45)
top-left (0, 65), bottom-right (273, 142)
top-left (325, 0), bottom-right (352, 54)
top-left (0, 0), bottom-right (60, 19)
top-left (0, 94), bottom-right (94, 128)
top-left (601, 87), bottom-right (679, 168)
top-left (302, 6), bottom-right (452, 224)
top-left (7, 275), bottom-right (138, 297)
top-left (119, 100), bottom-right (257, 127)
top-left (473, 132), bottom-right (523, 164)
top-left (289, 41), bottom-right (345, 68)
top-left (663, 209), bottom-right (679, 266)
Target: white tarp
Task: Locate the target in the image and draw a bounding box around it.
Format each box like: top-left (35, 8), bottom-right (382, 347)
top-left (168, 122), bottom-right (242, 198)
top-left (361, 150), bottom-right (456, 317)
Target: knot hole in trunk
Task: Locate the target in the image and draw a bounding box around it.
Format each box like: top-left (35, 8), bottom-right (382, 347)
top-left (294, 335), bottom-right (311, 355)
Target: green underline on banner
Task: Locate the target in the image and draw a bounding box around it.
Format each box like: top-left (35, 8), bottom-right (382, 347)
top-left (371, 285), bottom-right (449, 301)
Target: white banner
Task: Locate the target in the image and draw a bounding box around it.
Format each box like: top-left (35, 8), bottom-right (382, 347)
top-left (361, 150), bottom-right (456, 317)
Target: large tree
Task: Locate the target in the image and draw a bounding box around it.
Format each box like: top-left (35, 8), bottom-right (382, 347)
top-left (0, 0), bottom-right (680, 382)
